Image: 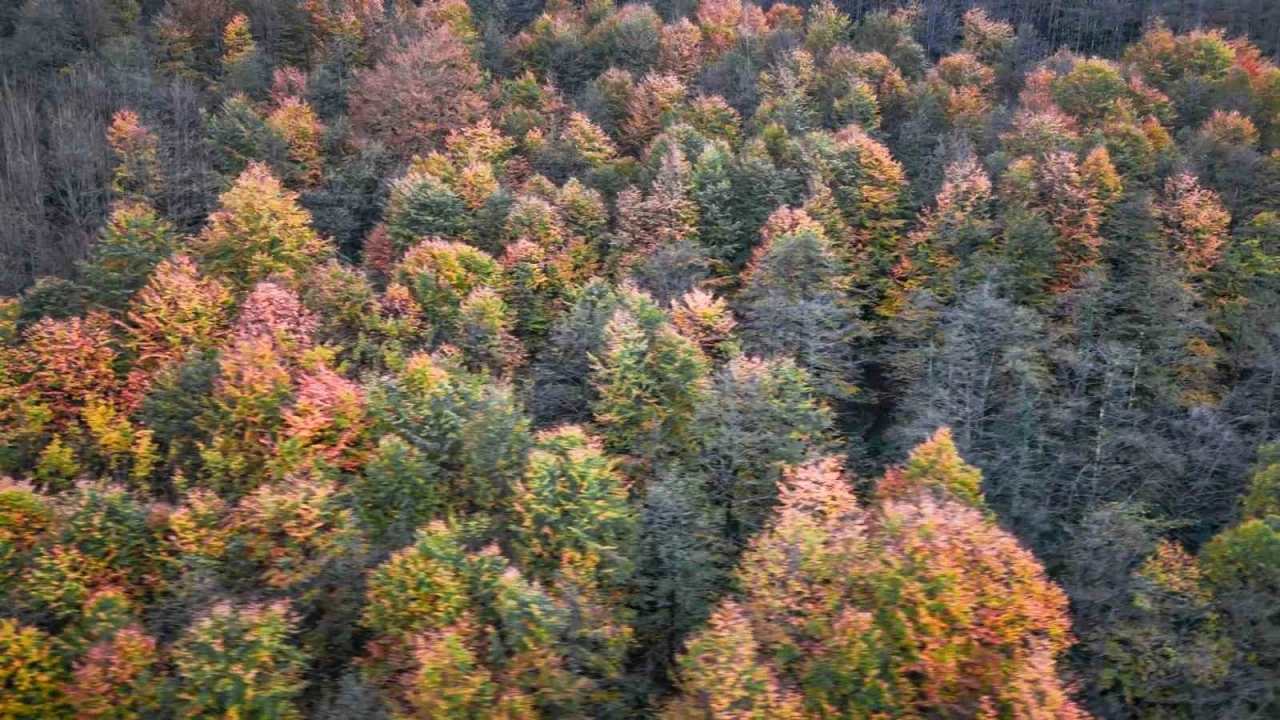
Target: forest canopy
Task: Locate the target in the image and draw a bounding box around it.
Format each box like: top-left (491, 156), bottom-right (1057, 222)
top-left (1, 0), bottom-right (1279, 718)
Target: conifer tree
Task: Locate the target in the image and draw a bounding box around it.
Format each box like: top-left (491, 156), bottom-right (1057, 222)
top-left (193, 163), bottom-right (332, 289)
top-left (737, 226), bottom-right (861, 399)
top-left (590, 288), bottom-right (709, 464)
top-left (79, 203), bottom-right (178, 310)
top-left (509, 425), bottom-right (635, 587)
top-left (359, 352), bottom-right (529, 530)
top-left (383, 171), bottom-right (472, 253)
top-left (171, 601), bottom-right (310, 719)
top-left (105, 110), bottom-right (161, 204)
top-left (393, 238), bottom-right (501, 343)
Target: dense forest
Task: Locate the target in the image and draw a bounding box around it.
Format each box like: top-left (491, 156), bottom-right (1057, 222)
top-left (1, 0), bottom-right (1279, 717)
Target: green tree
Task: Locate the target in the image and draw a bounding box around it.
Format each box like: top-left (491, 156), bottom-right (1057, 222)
top-left (0, 619), bottom-right (69, 719)
top-left (736, 227), bottom-right (861, 400)
top-left (590, 287), bottom-right (709, 464)
top-left (509, 425), bottom-right (636, 588)
top-left (171, 601), bottom-right (310, 719)
top-left (79, 204), bottom-right (178, 310)
top-left (193, 163), bottom-right (333, 290)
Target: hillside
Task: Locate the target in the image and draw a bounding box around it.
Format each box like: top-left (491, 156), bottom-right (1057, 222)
top-left (0, 1), bottom-right (1278, 718)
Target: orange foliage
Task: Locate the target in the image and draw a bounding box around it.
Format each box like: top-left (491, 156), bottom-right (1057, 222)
top-left (267, 98), bottom-right (325, 188)
top-left (670, 288), bottom-right (737, 356)
top-left (126, 255), bottom-right (233, 374)
top-left (658, 19), bottom-right (703, 81)
top-left (1158, 172), bottom-right (1231, 274)
top-left (349, 25), bottom-right (488, 156)
top-left (16, 314), bottom-right (119, 429)
top-left (232, 281), bottom-right (318, 358)
top-left (275, 365), bottom-right (369, 475)
top-left (620, 73), bottom-right (687, 150)
top-left (683, 442), bottom-right (1086, 718)
top-left (106, 110), bottom-right (161, 201)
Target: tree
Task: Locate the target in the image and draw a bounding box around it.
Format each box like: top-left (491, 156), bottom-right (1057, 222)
top-left (361, 521), bottom-right (620, 715)
top-left (658, 19), bottom-right (702, 82)
top-left (10, 313), bottom-right (120, 442)
top-left (812, 124), bottom-right (908, 259)
top-left (225, 475), bottom-right (363, 594)
top-left (193, 162), bottom-right (333, 289)
top-left (383, 171), bottom-right (472, 253)
top-left (1157, 171), bottom-right (1232, 276)
top-left (1001, 151), bottom-right (1108, 293)
top-left (357, 352), bottom-right (529, 535)
top-left (0, 619), bottom-right (68, 718)
top-left (850, 7), bottom-right (927, 80)
top-left (105, 110), bottom-right (161, 204)
top-left (669, 288), bottom-right (736, 358)
top-left (563, 112), bottom-right (620, 168)
top-left (620, 72), bottom-right (686, 150)
top-left (205, 93), bottom-right (291, 180)
top-left (689, 355), bottom-right (833, 546)
top-left (662, 601), bottom-right (804, 719)
top-left (393, 238), bottom-right (501, 344)
top-left (509, 425), bottom-right (635, 587)
top-left (614, 145), bottom-right (699, 271)
top-left (272, 363), bottom-right (370, 478)
top-left (736, 226), bottom-right (861, 400)
top-left (78, 203), bottom-right (178, 310)
top-left (455, 286), bottom-right (525, 376)
top-left (349, 25), bottom-right (488, 156)
top-left (171, 601), bottom-right (310, 719)
top-left (590, 288), bottom-right (709, 464)
top-left (219, 13), bottom-right (267, 97)
top-left (198, 336), bottom-right (294, 495)
top-left (125, 255), bottom-right (233, 392)
top-left (0, 480), bottom-right (52, 598)
top-left (1198, 446), bottom-right (1280, 717)
top-left (65, 621), bottom-right (161, 720)
top-left (267, 97), bottom-right (325, 188)
top-left (673, 446), bottom-right (1088, 718)
top-left (882, 153), bottom-right (993, 316)
top-left (1097, 539), bottom-right (1233, 717)
top-left (395, 619), bottom-right (500, 718)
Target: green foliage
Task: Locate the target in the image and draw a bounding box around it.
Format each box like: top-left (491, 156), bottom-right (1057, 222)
top-left (510, 425), bottom-right (636, 586)
top-left (80, 204), bottom-right (179, 310)
top-left (0, 619), bottom-right (69, 718)
top-left (205, 94), bottom-right (291, 179)
top-left (384, 171), bottom-right (473, 252)
top-left (362, 520), bottom-right (627, 716)
top-left (689, 355), bottom-right (834, 544)
top-left (737, 227), bottom-right (861, 399)
top-left (171, 601), bottom-right (309, 719)
top-left (193, 163), bottom-right (333, 290)
top-left (0, 481), bottom-right (52, 598)
top-left (359, 352), bottom-right (530, 533)
top-left (590, 288), bottom-right (709, 463)
top-left (6, 8), bottom-right (1280, 720)
top-left (393, 238), bottom-right (502, 343)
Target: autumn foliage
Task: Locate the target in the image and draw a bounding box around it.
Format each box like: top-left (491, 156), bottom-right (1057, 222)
top-left (4, 5), bottom-right (1280, 720)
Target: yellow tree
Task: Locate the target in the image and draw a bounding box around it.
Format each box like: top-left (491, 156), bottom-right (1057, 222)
top-left (105, 110), bottom-right (161, 203)
top-left (193, 163), bottom-right (332, 290)
top-left (672, 437), bottom-right (1088, 717)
